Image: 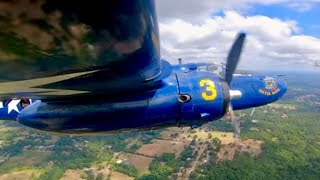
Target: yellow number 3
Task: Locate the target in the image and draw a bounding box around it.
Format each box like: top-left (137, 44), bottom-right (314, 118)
top-left (199, 79), bottom-right (217, 101)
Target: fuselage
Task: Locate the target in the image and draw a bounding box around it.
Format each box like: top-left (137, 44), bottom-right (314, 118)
top-left (1, 63), bottom-right (287, 134)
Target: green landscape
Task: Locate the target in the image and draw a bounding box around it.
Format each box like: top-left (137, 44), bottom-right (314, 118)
top-left (0, 71), bottom-right (319, 180)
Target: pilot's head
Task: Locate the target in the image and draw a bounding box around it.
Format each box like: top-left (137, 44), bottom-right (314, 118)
top-left (20, 99), bottom-right (30, 108)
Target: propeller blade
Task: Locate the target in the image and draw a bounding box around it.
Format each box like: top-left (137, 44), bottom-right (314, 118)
top-left (228, 103), bottom-right (240, 139)
top-left (225, 32), bottom-right (246, 85)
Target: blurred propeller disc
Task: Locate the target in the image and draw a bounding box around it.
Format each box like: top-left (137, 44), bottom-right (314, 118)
top-left (223, 32), bottom-right (246, 138)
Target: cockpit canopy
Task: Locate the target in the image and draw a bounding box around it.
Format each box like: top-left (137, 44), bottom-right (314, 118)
top-left (172, 62), bottom-right (224, 75)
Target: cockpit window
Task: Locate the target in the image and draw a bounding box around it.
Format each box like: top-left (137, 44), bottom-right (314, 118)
top-left (196, 64), bottom-right (223, 75)
top-left (197, 66), bottom-right (208, 72)
top-left (20, 99), bottom-right (30, 108)
top-left (207, 65), bottom-right (218, 72)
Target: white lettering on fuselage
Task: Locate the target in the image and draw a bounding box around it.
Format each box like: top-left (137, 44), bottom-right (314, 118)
top-left (258, 88), bottom-right (280, 96)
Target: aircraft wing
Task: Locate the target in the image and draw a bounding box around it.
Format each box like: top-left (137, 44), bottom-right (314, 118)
top-left (0, 0), bottom-right (169, 100)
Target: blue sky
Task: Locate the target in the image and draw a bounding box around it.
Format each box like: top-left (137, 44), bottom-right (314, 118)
top-left (247, 3), bottom-right (320, 38)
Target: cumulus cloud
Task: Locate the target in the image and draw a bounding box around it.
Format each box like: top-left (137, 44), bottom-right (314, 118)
top-left (156, 0), bottom-right (320, 22)
top-left (156, 1), bottom-right (320, 70)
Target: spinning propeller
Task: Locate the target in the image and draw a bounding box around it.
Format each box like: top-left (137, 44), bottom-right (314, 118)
top-left (223, 33), bottom-right (246, 138)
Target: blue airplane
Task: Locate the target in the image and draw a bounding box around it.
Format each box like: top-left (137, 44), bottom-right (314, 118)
top-left (0, 0), bottom-right (286, 135)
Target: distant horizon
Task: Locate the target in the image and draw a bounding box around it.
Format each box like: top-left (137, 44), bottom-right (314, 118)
top-left (164, 58), bottom-right (320, 73)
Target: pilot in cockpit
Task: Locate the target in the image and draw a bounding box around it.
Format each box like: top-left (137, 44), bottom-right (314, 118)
top-left (20, 99), bottom-right (30, 108)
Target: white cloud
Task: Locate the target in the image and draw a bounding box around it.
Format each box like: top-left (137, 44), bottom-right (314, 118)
top-left (287, 2), bottom-right (313, 12)
top-left (156, 0), bottom-right (320, 23)
top-left (157, 10), bottom-right (320, 70)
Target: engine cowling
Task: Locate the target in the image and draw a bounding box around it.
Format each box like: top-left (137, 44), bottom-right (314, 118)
top-left (174, 71), bottom-right (230, 125)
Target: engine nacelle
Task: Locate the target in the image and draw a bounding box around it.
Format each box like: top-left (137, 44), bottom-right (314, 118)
top-left (174, 71), bottom-right (229, 125)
